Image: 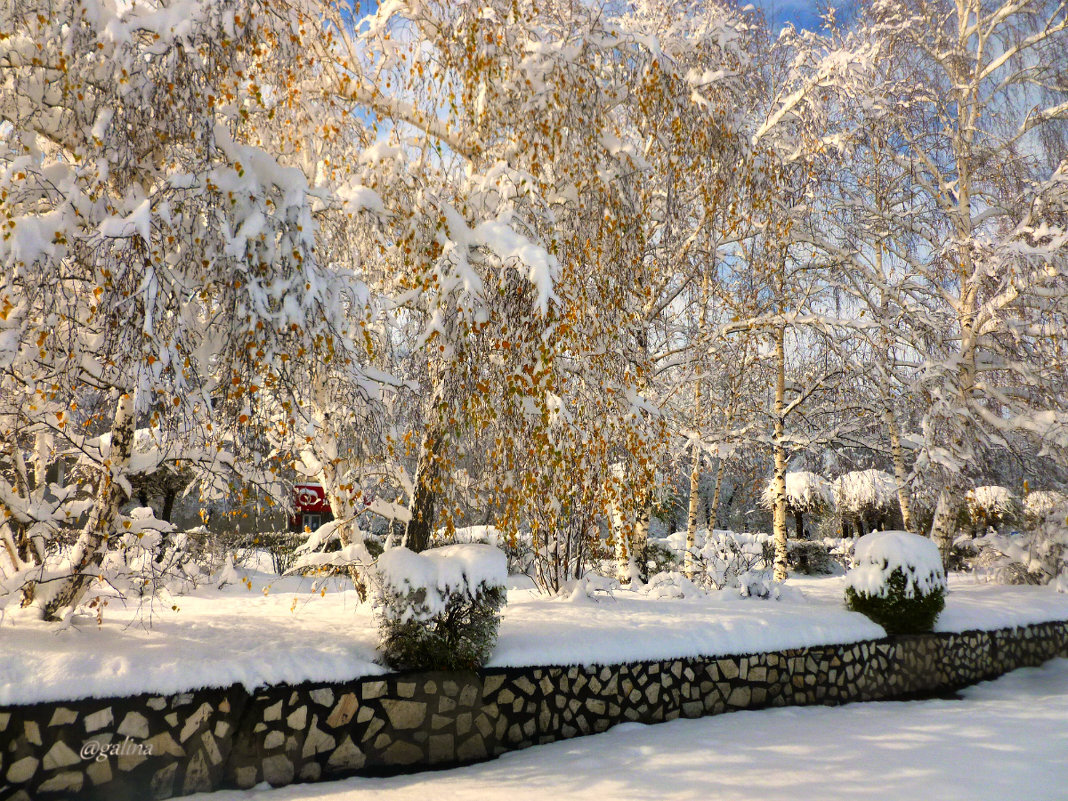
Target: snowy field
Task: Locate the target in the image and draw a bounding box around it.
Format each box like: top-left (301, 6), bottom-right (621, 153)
top-left (188, 658), bottom-right (1068, 801)
top-left (3, 568), bottom-right (1068, 707)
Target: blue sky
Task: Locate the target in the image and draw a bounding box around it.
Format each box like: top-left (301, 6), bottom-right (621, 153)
top-left (350, 0), bottom-right (843, 33)
top-left (757, 0), bottom-right (833, 30)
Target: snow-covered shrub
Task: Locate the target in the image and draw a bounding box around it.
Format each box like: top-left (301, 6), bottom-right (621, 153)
top-left (760, 471), bottom-right (833, 537)
top-left (787, 540), bottom-right (838, 575)
top-left (448, 525), bottom-right (534, 577)
top-left (370, 544), bottom-right (507, 671)
top-left (834, 470), bottom-right (899, 536)
top-left (682, 530), bottom-right (773, 590)
top-left (644, 541), bottom-right (680, 576)
top-left (1, 506), bottom-right (217, 621)
top-left (965, 486), bottom-right (1020, 532)
top-left (641, 570), bottom-right (703, 599)
top-left (737, 571), bottom-right (803, 601)
top-left (239, 530), bottom-right (307, 575)
top-left (969, 500), bottom-right (1068, 586)
top-left (844, 531), bottom-right (946, 635)
top-left (1023, 491), bottom-right (1068, 529)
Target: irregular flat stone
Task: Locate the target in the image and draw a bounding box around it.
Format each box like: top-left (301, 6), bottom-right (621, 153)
top-left (42, 741), bottom-right (81, 770)
top-left (39, 771), bottom-right (83, 793)
top-left (118, 711), bottom-right (149, 739)
top-left (326, 693), bottom-right (359, 728)
top-left (327, 736), bottom-right (366, 770)
top-left (381, 699), bottom-right (426, 730)
top-left (24, 720), bottom-right (41, 746)
top-left (262, 754), bottom-right (295, 785)
top-left (263, 701), bottom-right (283, 722)
top-left (6, 756), bottom-right (38, 784)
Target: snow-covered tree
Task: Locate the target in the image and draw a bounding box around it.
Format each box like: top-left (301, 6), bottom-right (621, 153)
top-left (0, 0), bottom-right (382, 619)
top-left (851, 0), bottom-right (1068, 561)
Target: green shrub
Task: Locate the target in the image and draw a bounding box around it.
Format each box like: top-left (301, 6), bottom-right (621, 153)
top-left (377, 584), bottom-right (506, 671)
top-left (844, 530), bottom-right (947, 635)
top-left (372, 544), bottom-right (508, 671)
top-left (845, 567), bottom-right (945, 635)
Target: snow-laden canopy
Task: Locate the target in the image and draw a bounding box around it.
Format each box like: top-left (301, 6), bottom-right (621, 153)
top-left (966, 486), bottom-right (1019, 517)
top-left (833, 470), bottom-right (898, 515)
top-left (761, 471), bottom-right (833, 513)
top-left (1024, 490), bottom-right (1068, 522)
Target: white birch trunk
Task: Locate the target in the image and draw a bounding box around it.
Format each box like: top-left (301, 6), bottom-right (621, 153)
top-left (772, 323), bottom-right (789, 581)
top-left (43, 392), bottom-right (135, 621)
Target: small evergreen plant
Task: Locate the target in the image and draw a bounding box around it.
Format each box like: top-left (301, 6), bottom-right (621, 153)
top-left (845, 567), bottom-right (945, 635)
top-left (377, 582), bottom-right (506, 671)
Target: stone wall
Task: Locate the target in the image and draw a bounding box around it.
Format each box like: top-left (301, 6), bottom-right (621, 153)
top-left (3, 620), bottom-right (1068, 800)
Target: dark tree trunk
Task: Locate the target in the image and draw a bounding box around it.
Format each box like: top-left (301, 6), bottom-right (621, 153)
top-left (161, 488), bottom-right (176, 522)
top-left (404, 433), bottom-right (441, 553)
top-left (794, 509), bottom-right (806, 539)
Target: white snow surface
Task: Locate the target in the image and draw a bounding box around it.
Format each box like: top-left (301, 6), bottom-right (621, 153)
top-left (375, 544), bottom-right (507, 598)
top-left (845, 530), bottom-right (947, 598)
top-left (373, 544), bottom-right (507, 621)
top-left (187, 658), bottom-right (1068, 801)
top-left (2, 570), bottom-right (1068, 707)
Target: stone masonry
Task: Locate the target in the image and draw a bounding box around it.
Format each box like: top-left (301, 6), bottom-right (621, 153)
top-left (2, 621), bottom-right (1067, 800)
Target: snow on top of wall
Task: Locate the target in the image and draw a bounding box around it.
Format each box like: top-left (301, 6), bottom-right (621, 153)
top-left (845, 530), bottom-right (946, 599)
top-left (4, 571), bottom-right (1068, 706)
top-left (761, 471), bottom-right (832, 512)
top-left (833, 470), bottom-right (898, 514)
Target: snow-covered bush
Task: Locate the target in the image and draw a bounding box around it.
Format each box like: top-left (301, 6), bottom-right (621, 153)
top-left (761, 471), bottom-right (833, 537)
top-left (370, 544), bottom-right (507, 671)
top-left (448, 526), bottom-right (535, 578)
top-left (787, 539), bottom-right (838, 575)
top-left (969, 500), bottom-right (1068, 586)
top-left (679, 530), bottom-right (773, 590)
top-left (965, 486), bottom-right (1020, 532)
top-left (844, 531), bottom-right (946, 635)
top-left (641, 570), bottom-right (704, 599)
top-left (834, 470), bottom-right (899, 536)
top-left (1023, 491), bottom-right (1068, 529)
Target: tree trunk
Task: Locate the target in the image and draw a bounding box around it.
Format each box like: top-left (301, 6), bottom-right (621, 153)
top-left (794, 509), bottom-right (805, 539)
top-left (771, 323), bottom-right (789, 581)
top-left (404, 431), bottom-right (440, 554)
top-left (634, 495), bottom-right (651, 583)
top-left (708, 456), bottom-right (727, 532)
top-left (686, 274), bottom-right (709, 577)
top-left (884, 404), bottom-right (914, 532)
top-left (930, 486), bottom-right (958, 570)
top-left (685, 447), bottom-right (702, 578)
top-left (44, 392), bottom-right (135, 621)
top-left (161, 488), bottom-right (176, 523)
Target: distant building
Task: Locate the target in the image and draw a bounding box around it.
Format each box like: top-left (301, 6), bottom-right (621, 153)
top-left (289, 484), bottom-right (333, 532)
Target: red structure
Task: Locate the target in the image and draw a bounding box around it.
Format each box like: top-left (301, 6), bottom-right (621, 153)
top-left (289, 484), bottom-right (334, 532)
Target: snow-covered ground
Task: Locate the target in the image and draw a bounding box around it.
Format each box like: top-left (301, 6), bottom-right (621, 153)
top-left (188, 658), bottom-right (1068, 801)
top-left (2, 569), bottom-right (1068, 706)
